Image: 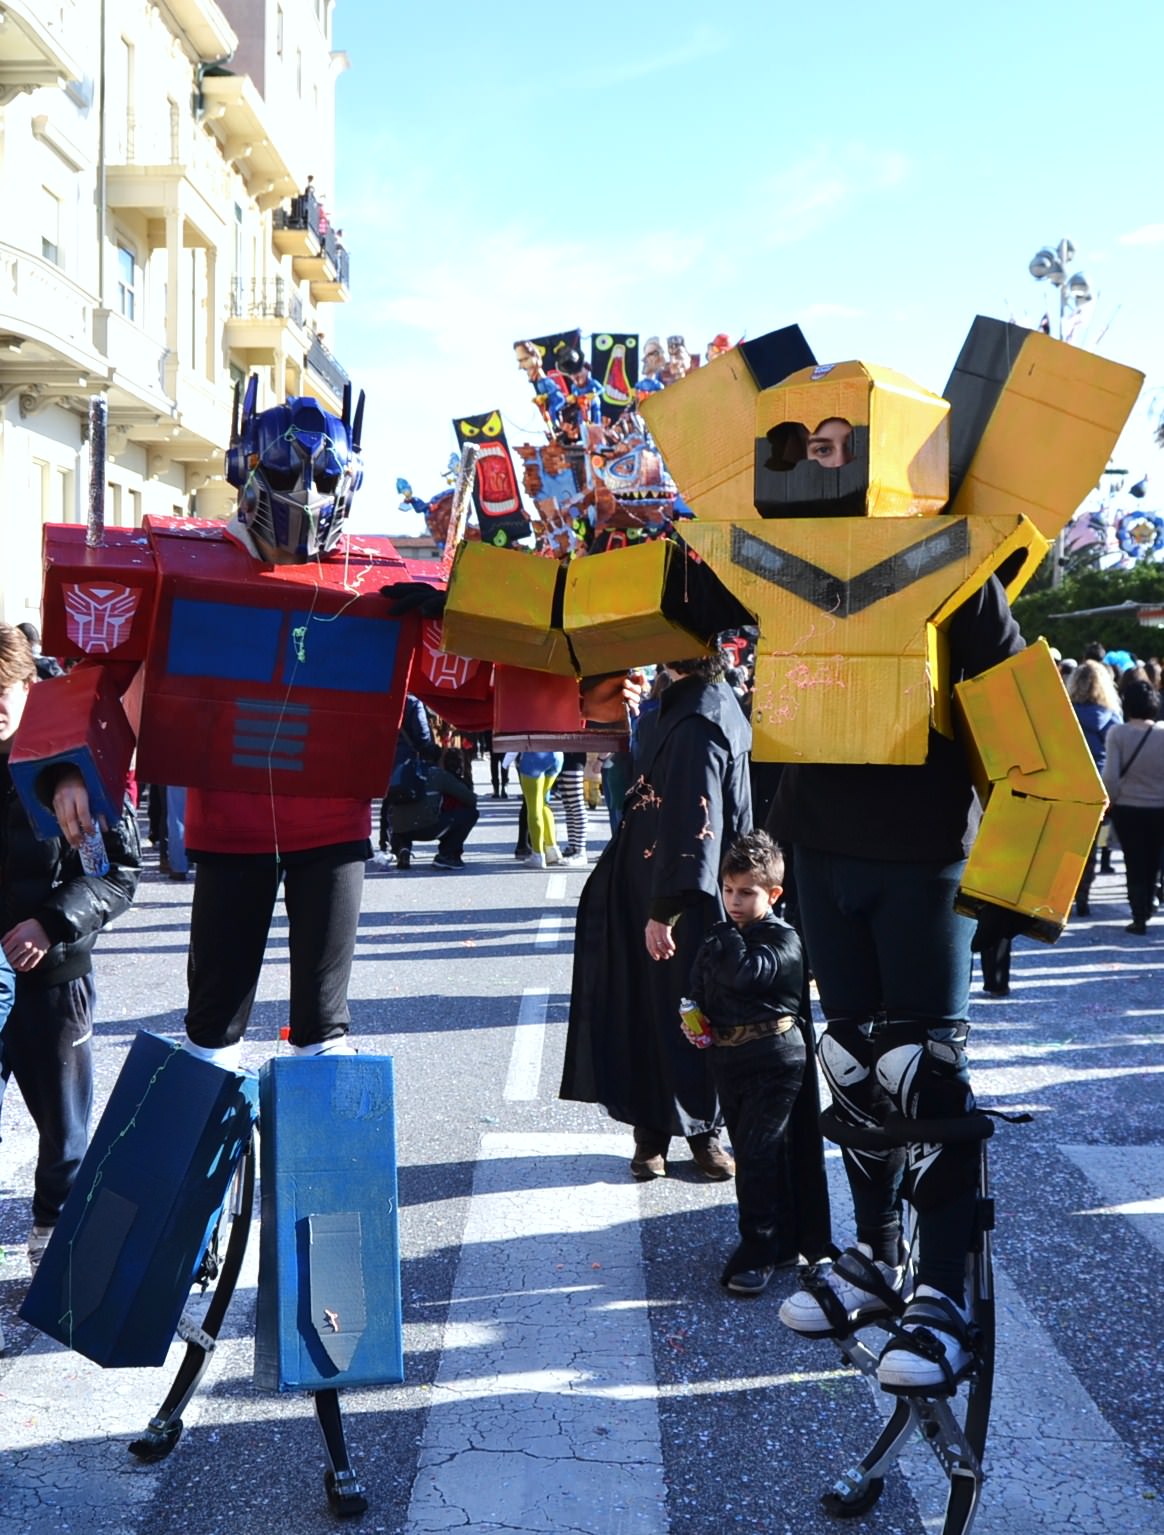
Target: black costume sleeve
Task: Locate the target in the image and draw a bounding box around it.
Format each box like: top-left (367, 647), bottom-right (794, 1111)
top-left (36, 793), bottom-right (142, 945)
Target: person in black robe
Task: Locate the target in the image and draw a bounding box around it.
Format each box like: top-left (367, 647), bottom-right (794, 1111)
top-left (560, 653), bottom-right (752, 1179)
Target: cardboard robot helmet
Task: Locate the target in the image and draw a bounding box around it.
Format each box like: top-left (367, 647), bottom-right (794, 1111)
top-left (226, 375), bottom-right (366, 561)
top-left (754, 361), bottom-right (949, 521)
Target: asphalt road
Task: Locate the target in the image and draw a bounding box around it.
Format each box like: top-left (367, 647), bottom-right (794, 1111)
top-left (1, 781), bottom-right (1161, 1535)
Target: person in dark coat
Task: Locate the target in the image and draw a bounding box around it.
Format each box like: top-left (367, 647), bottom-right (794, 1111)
top-left (561, 651), bottom-right (752, 1180)
top-left (0, 624), bottom-right (141, 1272)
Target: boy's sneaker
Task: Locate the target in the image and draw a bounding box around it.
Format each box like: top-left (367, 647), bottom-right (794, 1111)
top-left (371, 850), bottom-right (395, 869)
top-left (525, 852), bottom-right (546, 869)
top-left (544, 844), bottom-right (563, 865)
top-left (28, 1224), bottom-right (54, 1274)
top-left (433, 852), bottom-right (465, 869)
top-left (727, 1266), bottom-right (776, 1296)
top-left (560, 849), bottom-right (588, 866)
top-left (876, 1287), bottom-right (974, 1395)
top-left (778, 1243), bottom-right (908, 1336)
top-left (396, 848), bottom-right (412, 870)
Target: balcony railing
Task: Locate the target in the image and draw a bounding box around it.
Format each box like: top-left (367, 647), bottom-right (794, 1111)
top-left (305, 333), bottom-right (349, 396)
top-left (106, 108), bottom-right (234, 211)
top-left (230, 277), bottom-right (304, 329)
top-left (274, 189), bottom-right (350, 290)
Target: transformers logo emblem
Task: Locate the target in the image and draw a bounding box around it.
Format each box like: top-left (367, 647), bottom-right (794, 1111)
top-left (63, 583), bottom-right (141, 653)
top-left (421, 621), bottom-right (474, 690)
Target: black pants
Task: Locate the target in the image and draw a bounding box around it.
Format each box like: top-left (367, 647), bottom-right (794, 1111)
top-left (0, 974), bottom-right (95, 1226)
top-left (1109, 805), bottom-right (1164, 926)
top-left (184, 854), bottom-right (364, 1049)
top-left (389, 804), bottom-right (478, 859)
top-left (711, 1030), bottom-right (807, 1274)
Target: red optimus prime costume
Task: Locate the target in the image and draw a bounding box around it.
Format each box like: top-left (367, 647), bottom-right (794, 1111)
top-left (9, 516), bottom-right (443, 842)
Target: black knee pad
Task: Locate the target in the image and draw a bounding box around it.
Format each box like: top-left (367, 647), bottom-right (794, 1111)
top-left (876, 1027), bottom-right (978, 1210)
top-left (818, 1019), bottom-right (883, 1125)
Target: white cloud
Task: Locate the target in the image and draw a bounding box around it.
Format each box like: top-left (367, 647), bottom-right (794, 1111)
top-left (575, 25), bottom-right (729, 88)
top-left (729, 144), bottom-right (910, 252)
top-left (1119, 224), bottom-right (1164, 247)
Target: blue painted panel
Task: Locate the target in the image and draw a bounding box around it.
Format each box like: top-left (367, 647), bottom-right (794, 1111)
top-left (282, 613), bottom-right (400, 695)
top-left (255, 1056), bottom-right (403, 1390)
top-left (20, 1032), bottom-right (258, 1368)
top-left (168, 599), bottom-right (283, 682)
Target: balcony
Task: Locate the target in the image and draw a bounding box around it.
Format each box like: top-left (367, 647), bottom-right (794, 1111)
top-left (303, 333), bottom-right (349, 410)
top-left (200, 71), bottom-right (298, 211)
top-left (106, 114), bottom-right (233, 244)
top-left (0, 1), bottom-right (83, 103)
top-left (272, 189), bottom-right (350, 302)
top-left (0, 241), bottom-right (107, 410)
top-left (224, 277), bottom-right (306, 364)
top-left (163, 0), bottom-right (236, 60)
top-left (93, 307), bottom-right (171, 418)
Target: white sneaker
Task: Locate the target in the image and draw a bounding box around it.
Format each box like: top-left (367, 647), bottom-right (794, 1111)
top-left (525, 852), bottom-right (547, 869)
top-left (28, 1224), bottom-right (54, 1274)
top-left (779, 1243), bottom-right (907, 1336)
top-left (560, 850), bottom-right (588, 867)
top-left (544, 844), bottom-right (563, 865)
top-left (876, 1286), bottom-right (974, 1394)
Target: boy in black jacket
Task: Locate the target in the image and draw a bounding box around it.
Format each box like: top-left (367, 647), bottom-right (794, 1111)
top-left (689, 831), bottom-right (808, 1296)
top-left (0, 625), bottom-right (140, 1272)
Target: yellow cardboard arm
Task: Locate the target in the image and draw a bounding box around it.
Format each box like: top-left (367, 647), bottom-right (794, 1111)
top-left (954, 640), bottom-right (1105, 942)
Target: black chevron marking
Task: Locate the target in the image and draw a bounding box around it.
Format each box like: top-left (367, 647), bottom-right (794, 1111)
top-left (730, 520), bottom-right (969, 615)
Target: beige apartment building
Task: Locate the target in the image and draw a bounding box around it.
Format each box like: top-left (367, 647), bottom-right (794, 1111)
top-left (0, 0), bottom-right (352, 625)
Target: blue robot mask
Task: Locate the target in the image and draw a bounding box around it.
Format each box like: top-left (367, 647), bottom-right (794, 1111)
top-left (225, 376), bottom-right (366, 561)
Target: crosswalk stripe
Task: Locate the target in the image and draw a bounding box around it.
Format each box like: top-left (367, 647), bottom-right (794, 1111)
top-left (504, 989), bottom-right (549, 1100)
top-left (404, 1132), bottom-right (668, 1535)
top-left (535, 913), bottom-right (563, 947)
top-left (823, 1151), bottom-right (1162, 1531)
top-left (1060, 1145), bottom-right (1164, 1253)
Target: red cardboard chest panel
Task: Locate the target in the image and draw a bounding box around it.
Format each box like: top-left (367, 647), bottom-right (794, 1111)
top-left (134, 519), bottom-right (418, 798)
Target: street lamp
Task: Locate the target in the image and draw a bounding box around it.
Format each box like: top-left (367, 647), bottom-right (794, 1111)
top-left (1029, 238), bottom-right (1092, 340)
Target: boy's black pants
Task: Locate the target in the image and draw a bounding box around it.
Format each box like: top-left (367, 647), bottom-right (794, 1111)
top-left (711, 1028), bottom-right (806, 1275)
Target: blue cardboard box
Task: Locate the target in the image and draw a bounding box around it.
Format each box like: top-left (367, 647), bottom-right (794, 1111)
top-left (20, 1031), bottom-right (258, 1367)
top-left (254, 1055), bottom-right (403, 1390)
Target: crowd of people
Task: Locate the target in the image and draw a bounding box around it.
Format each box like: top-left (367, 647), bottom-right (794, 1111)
top-left (3, 491), bottom-right (1161, 1414)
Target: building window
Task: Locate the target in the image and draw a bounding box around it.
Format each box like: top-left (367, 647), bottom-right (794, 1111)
top-left (41, 187), bottom-right (61, 265)
top-left (276, 5), bottom-right (284, 56)
top-left (128, 487), bottom-right (142, 528)
top-left (296, 49), bottom-right (303, 97)
top-left (116, 244), bottom-right (137, 320)
top-left (57, 466), bottom-right (76, 523)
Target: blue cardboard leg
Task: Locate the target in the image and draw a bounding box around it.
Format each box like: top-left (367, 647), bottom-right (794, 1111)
top-left (254, 1055), bottom-right (403, 1391)
top-left (20, 1031), bottom-right (258, 1368)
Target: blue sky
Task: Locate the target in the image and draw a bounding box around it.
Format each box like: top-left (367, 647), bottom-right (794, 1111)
top-left (330, 0), bottom-right (1162, 533)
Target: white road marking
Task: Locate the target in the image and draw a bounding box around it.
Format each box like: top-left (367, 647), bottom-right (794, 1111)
top-left (535, 913), bottom-right (563, 947)
top-left (404, 1132), bottom-right (667, 1535)
top-left (546, 873), bottom-right (568, 899)
top-left (504, 988), bottom-right (549, 1100)
top-left (824, 1155), bottom-right (1161, 1531)
top-left (1060, 1145), bottom-right (1164, 1252)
